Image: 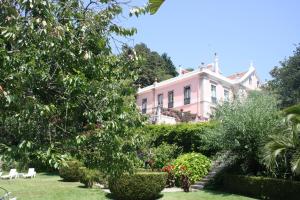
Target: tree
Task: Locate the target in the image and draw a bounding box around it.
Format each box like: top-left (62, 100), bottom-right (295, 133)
top-left (0, 0), bottom-right (144, 176)
top-left (214, 91), bottom-right (280, 173)
top-left (125, 43), bottom-right (178, 87)
top-left (262, 105), bottom-right (300, 179)
top-left (268, 45), bottom-right (300, 108)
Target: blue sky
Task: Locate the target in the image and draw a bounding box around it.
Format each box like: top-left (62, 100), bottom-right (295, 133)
top-left (119, 0), bottom-right (300, 81)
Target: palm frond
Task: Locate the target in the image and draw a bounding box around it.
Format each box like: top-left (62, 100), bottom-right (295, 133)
top-left (291, 149), bottom-right (300, 174)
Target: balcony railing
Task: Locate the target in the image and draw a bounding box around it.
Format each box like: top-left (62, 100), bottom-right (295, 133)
top-left (184, 98), bottom-right (190, 105)
top-left (211, 97), bottom-right (217, 104)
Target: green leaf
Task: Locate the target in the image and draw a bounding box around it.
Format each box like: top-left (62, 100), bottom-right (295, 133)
top-left (149, 0), bottom-right (165, 15)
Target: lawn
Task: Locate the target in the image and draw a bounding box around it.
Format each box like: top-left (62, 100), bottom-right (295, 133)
top-left (0, 173), bottom-right (255, 200)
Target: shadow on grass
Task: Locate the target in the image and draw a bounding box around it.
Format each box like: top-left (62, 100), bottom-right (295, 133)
top-left (105, 192), bottom-right (164, 200)
top-left (40, 172), bottom-right (60, 176)
top-left (105, 193), bottom-right (114, 199)
top-left (201, 189), bottom-right (242, 197)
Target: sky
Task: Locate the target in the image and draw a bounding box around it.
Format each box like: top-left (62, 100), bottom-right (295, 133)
top-left (118, 0), bottom-right (300, 81)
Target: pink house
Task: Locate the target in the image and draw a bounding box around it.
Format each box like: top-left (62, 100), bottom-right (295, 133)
top-left (136, 55), bottom-right (260, 123)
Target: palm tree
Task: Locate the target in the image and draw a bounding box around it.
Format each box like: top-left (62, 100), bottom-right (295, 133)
top-left (262, 111), bottom-right (300, 178)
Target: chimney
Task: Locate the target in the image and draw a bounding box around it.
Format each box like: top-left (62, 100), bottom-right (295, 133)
top-left (214, 53), bottom-right (219, 74)
top-left (249, 61), bottom-right (255, 70)
top-left (177, 65), bottom-right (182, 76)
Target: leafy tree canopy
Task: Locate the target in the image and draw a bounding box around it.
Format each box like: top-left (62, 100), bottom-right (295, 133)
top-left (123, 43), bottom-right (178, 87)
top-left (0, 0), bottom-right (145, 176)
top-left (214, 91), bottom-right (280, 173)
top-left (268, 45), bottom-right (300, 108)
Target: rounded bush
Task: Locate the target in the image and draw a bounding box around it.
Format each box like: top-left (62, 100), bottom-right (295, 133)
top-left (109, 172), bottom-right (167, 200)
top-left (172, 153), bottom-right (211, 184)
top-left (59, 160), bottom-right (84, 182)
top-left (79, 167), bottom-right (105, 188)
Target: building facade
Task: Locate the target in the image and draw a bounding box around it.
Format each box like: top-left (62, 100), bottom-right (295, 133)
top-left (136, 56), bottom-right (260, 122)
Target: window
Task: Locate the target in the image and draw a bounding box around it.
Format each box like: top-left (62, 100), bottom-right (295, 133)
top-left (168, 91), bottom-right (174, 108)
top-left (249, 77), bottom-right (252, 85)
top-left (211, 85), bottom-right (217, 104)
top-left (184, 86), bottom-right (191, 105)
top-left (157, 94), bottom-right (163, 108)
top-left (224, 90), bottom-right (229, 102)
top-left (142, 98), bottom-right (147, 114)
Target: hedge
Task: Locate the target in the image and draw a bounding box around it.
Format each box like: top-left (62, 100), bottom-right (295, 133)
top-left (223, 174), bottom-right (300, 200)
top-left (139, 121), bottom-right (219, 155)
top-left (109, 172), bottom-right (167, 200)
top-left (59, 160), bottom-right (84, 182)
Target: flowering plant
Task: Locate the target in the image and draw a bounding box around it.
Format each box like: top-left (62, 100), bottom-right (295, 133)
top-left (162, 165), bottom-right (175, 188)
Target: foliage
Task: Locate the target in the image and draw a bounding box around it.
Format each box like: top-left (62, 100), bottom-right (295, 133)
top-left (162, 165), bottom-right (175, 187)
top-left (79, 167), bottom-right (105, 188)
top-left (267, 44), bottom-right (300, 108)
top-left (223, 174), bottom-right (300, 200)
top-left (138, 121), bottom-right (220, 156)
top-left (172, 153), bottom-right (211, 184)
top-left (59, 160), bottom-right (84, 182)
top-left (123, 43), bottom-right (178, 87)
top-left (214, 91), bottom-right (280, 173)
top-left (149, 143), bottom-right (182, 169)
top-left (262, 114), bottom-right (300, 179)
top-left (148, 0), bottom-right (165, 15)
top-left (108, 172), bottom-right (167, 200)
top-left (0, 0), bottom-right (144, 176)
top-left (283, 103), bottom-right (300, 123)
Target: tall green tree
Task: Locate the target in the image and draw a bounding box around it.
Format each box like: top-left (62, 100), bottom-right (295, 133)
top-left (268, 45), bottom-right (300, 108)
top-left (0, 0), bottom-right (144, 176)
top-left (125, 43), bottom-right (178, 87)
top-left (214, 91), bottom-right (280, 173)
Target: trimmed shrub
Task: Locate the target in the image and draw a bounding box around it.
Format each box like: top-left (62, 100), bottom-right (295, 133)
top-left (109, 172), bottom-right (167, 200)
top-left (59, 160), bottom-right (84, 182)
top-left (172, 153), bottom-right (211, 184)
top-left (139, 121), bottom-right (219, 156)
top-left (223, 174), bottom-right (300, 200)
top-left (79, 167), bottom-right (105, 188)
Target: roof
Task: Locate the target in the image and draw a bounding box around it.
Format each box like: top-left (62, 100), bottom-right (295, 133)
top-left (227, 71), bottom-right (247, 80)
top-left (137, 65), bottom-right (257, 94)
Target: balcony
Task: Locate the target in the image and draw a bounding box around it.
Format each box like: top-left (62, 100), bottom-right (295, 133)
top-left (184, 98), bottom-right (190, 105)
top-left (211, 97), bottom-right (217, 104)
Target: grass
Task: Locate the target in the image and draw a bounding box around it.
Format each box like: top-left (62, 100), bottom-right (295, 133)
top-left (162, 190), bottom-right (255, 200)
top-left (0, 173), bottom-right (256, 200)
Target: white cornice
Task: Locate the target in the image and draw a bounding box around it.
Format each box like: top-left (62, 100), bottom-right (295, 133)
top-left (137, 67), bottom-right (257, 94)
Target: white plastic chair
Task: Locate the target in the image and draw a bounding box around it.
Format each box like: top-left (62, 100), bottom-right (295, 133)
top-left (23, 168), bottom-right (36, 178)
top-left (0, 169), bottom-right (18, 180)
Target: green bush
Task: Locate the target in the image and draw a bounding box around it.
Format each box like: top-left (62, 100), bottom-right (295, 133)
top-left (59, 160), bottom-right (84, 182)
top-left (109, 172), bottom-right (167, 200)
top-left (172, 153), bottom-right (211, 184)
top-left (139, 121), bottom-right (219, 156)
top-left (223, 174), bottom-right (300, 200)
top-left (79, 167), bottom-right (105, 188)
top-left (150, 143), bottom-right (182, 169)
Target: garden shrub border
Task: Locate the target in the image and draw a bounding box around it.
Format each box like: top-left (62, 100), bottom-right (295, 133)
top-left (223, 174), bottom-right (300, 200)
top-left (108, 172), bottom-right (167, 200)
top-left (140, 121), bottom-right (219, 155)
